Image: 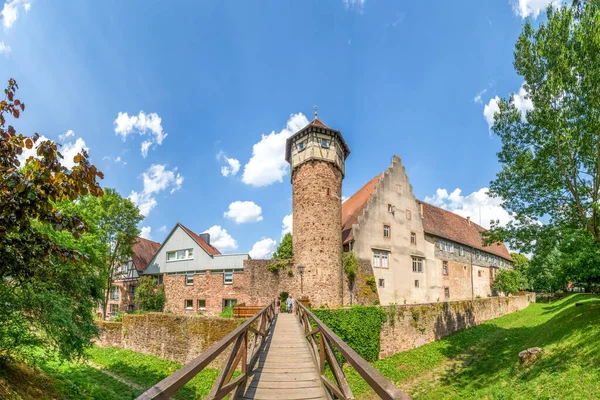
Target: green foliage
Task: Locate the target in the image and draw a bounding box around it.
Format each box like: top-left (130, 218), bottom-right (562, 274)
top-left (343, 251), bottom-right (358, 287)
top-left (343, 294), bottom-right (600, 399)
top-left (366, 276), bottom-right (377, 293)
top-left (272, 232), bottom-right (292, 259)
top-left (135, 276), bottom-right (166, 312)
top-left (267, 260), bottom-right (287, 274)
top-left (0, 79), bottom-right (105, 363)
top-left (312, 305), bottom-right (386, 362)
top-left (219, 306), bottom-right (234, 318)
top-left (279, 292), bottom-right (289, 302)
top-left (492, 269), bottom-right (528, 295)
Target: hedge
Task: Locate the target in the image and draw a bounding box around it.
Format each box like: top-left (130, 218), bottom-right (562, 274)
top-left (311, 305), bottom-right (386, 362)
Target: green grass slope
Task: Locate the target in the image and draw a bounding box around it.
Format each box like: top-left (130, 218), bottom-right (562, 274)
top-left (346, 293), bottom-right (600, 400)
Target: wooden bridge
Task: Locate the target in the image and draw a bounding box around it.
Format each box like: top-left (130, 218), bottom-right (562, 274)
top-left (137, 301), bottom-right (410, 400)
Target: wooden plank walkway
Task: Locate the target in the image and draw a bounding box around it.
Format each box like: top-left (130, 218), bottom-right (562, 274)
top-left (235, 313), bottom-right (328, 400)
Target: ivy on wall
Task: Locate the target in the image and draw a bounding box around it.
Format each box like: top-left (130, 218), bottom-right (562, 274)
top-left (311, 305), bottom-right (386, 362)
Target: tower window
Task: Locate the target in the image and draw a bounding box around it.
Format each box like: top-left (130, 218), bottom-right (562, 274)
top-left (296, 141), bottom-right (306, 151)
top-left (378, 279), bottom-right (385, 288)
top-left (478, 270), bottom-right (482, 277)
top-left (326, 187), bottom-right (330, 196)
top-left (383, 225), bottom-right (391, 238)
top-left (410, 232), bottom-right (416, 245)
top-left (388, 204), bottom-right (393, 213)
top-left (320, 139), bottom-right (330, 148)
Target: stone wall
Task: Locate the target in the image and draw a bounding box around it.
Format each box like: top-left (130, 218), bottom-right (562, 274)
top-left (344, 258), bottom-right (379, 306)
top-left (378, 293), bottom-right (535, 358)
top-left (244, 259), bottom-right (301, 305)
top-left (95, 312), bottom-right (243, 365)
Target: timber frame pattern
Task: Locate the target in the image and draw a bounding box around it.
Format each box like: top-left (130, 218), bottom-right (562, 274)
top-left (296, 301), bottom-right (411, 400)
top-left (137, 300), bottom-right (277, 400)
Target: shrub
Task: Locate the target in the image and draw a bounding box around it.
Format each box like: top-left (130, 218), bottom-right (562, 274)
top-left (366, 276), bottom-right (376, 293)
top-left (219, 306), bottom-right (234, 318)
top-left (267, 261), bottom-right (287, 274)
top-left (343, 252), bottom-right (358, 287)
top-left (135, 276), bottom-right (166, 311)
top-left (493, 269), bottom-right (528, 295)
top-left (311, 305), bottom-right (386, 362)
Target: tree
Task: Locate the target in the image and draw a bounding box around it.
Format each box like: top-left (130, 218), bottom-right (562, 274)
top-left (493, 269), bottom-right (528, 295)
top-left (73, 189), bottom-right (142, 320)
top-left (0, 79), bottom-right (104, 362)
top-left (487, 3), bottom-right (600, 257)
top-left (272, 232), bottom-right (292, 259)
top-left (510, 252), bottom-right (531, 289)
top-left (135, 276), bottom-right (166, 311)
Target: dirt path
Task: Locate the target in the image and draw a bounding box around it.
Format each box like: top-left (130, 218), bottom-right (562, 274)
top-left (86, 361), bottom-right (144, 391)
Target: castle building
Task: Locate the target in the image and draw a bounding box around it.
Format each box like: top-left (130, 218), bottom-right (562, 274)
top-left (342, 155), bottom-right (513, 305)
top-left (285, 116), bottom-right (350, 307)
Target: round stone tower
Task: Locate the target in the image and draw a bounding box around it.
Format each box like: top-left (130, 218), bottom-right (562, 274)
top-left (285, 115), bottom-right (350, 307)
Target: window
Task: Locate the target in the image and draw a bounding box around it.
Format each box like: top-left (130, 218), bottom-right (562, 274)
top-left (383, 225), bottom-right (391, 238)
top-left (110, 304), bottom-right (119, 316)
top-left (156, 275), bottom-right (163, 285)
top-left (412, 257), bottom-right (423, 273)
top-left (464, 265), bottom-right (467, 271)
top-left (443, 261), bottom-right (448, 275)
top-left (197, 299), bottom-right (206, 310)
top-left (444, 287), bottom-right (450, 298)
top-left (128, 304), bottom-right (135, 312)
top-left (122, 263), bottom-right (129, 275)
top-left (378, 279), bottom-right (385, 288)
top-left (186, 274), bottom-right (194, 285)
top-left (396, 184), bottom-right (402, 194)
top-left (296, 141), bottom-right (306, 151)
top-left (388, 204), bottom-right (393, 213)
top-left (223, 299), bottom-right (237, 310)
top-left (459, 246), bottom-right (464, 256)
top-left (128, 284), bottom-right (135, 295)
top-left (373, 250), bottom-right (390, 268)
top-left (167, 249), bottom-right (194, 262)
top-left (478, 270), bottom-right (482, 277)
top-left (110, 286), bottom-right (119, 301)
top-left (410, 232), bottom-right (416, 245)
top-left (320, 138), bottom-right (330, 148)
top-left (185, 299), bottom-right (193, 310)
top-left (414, 280), bottom-right (420, 288)
top-left (224, 272), bottom-right (233, 284)
top-left (406, 209), bottom-right (412, 220)
top-left (381, 252), bottom-right (389, 268)
top-left (448, 243), bottom-right (454, 253)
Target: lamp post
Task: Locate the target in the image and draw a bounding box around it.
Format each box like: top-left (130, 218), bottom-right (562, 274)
top-left (297, 264), bottom-right (305, 293)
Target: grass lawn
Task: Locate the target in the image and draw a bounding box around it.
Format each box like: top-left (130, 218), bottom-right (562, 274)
top-left (345, 293), bottom-right (600, 400)
top-left (0, 347), bottom-right (221, 399)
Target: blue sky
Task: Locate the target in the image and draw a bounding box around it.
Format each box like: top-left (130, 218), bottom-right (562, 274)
top-left (0, 0), bottom-right (553, 257)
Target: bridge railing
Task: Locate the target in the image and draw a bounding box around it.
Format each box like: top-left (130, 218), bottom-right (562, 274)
top-left (136, 299), bottom-right (277, 400)
top-left (296, 301), bottom-right (411, 400)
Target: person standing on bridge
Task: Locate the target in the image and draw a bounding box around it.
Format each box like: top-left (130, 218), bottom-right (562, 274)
top-left (287, 295), bottom-right (294, 314)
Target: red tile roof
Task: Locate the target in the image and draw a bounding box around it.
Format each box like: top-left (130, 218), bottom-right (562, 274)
top-left (132, 237), bottom-right (161, 272)
top-left (179, 223), bottom-right (221, 256)
top-left (341, 173), bottom-right (512, 261)
top-left (309, 118), bottom-right (328, 128)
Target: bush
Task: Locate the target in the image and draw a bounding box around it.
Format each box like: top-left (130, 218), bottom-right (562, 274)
top-left (493, 269), bottom-right (528, 295)
top-left (135, 276), bottom-right (166, 311)
top-left (220, 306), bottom-right (234, 318)
top-left (311, 305), bottom-right (386, 362)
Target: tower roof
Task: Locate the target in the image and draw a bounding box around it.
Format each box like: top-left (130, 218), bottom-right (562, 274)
top-left (284, 118), bottom-right (350, 164)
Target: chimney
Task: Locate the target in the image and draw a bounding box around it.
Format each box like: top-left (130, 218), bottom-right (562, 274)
top-left (467, 216), bottom-right (471, 226)
top-left (199, 233), bottom-right (210, 245)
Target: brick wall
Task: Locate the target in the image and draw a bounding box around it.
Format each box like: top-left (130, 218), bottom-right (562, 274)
top-left (378, 293), bottom-right (535, 358)
top-left (95, 312), bottom-right (243, 366)
top-left (164, 271), bottom-right (250, 315)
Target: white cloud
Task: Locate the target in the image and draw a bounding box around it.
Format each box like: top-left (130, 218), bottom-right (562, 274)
top-left (344, 0), bottom-right (366, 12)
top-left (2, 0), bottom-right (29, 30)
top-left (249, 238), bottom-right (277, 259)
top-left (203, 225), bottom-right (238, 252)
top-left (474, 88), bottom-right (487, 104)
top-left (129, 164), bottom-right (183, 216)
top-left (102, 155), bottom-right (127, 165)
top-left (60, 138), bottom-right (89, 169)
top-left (58, 129), bottom-right (74, 142)
top-left (483, 83), bottom-right (533, 130)
top-left (512, 0), bottom-right (562, 19)
top-left (217, 151), bottom-right (240, 177)
top-left (158, 225), bottom-right (167, 233)
top-left (224, 201), bottom-right (263, 224)
top-left (241, 113), bottom-right (309, 187)
top-left (282, 214), bottom-right (293, 237)
top-left (0, 41), bottom-right (11, 54)
top-left (424, 187), bottom-right (513, 229)
top-left (140, 226), bottom-right (152, 240)
top-left (114, 111), bottom-right (167, 158)
top-left (483, 96), bottom-right (500, 130)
